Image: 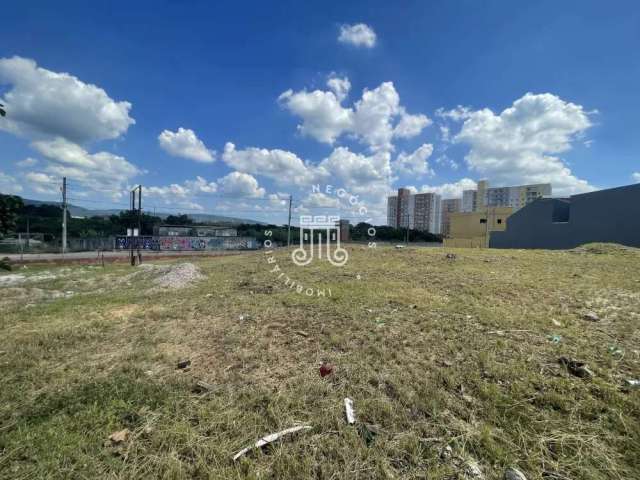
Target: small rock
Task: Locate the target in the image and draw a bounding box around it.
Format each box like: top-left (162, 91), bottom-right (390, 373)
top-left (445, 253), bottom-right (457, 260)
top-left (295, 330), bottom-right (309, 337)
top-left (177, 359), bottom-right (191, 369)
top-left (319, 362), bottom-right (333, 377)
top-left (551, 319), bottom-right (563, 327)
top-left (193, 380), bottom-right (215, 393)
top-left (108, 429), bottom-right (130, 444)
top-left (205, 293), bottom-right (213, 298)
top-left (582, 311), bottom-right (600, 322)
top-left (464, 459), bottom-right (484, 478)
top-left (439, 445), bottom-right (453, 460)
top-left (504, 467), bottom-right (527, 480)
top-left (624, 379), bottom-right (640, 388)
top-left (558, 357), bottom-right (593, 378)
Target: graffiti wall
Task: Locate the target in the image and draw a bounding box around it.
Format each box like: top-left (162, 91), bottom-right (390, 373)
top-left (115, 236), bottom-right (157, 250)
top-left (116, 236), bottom-right (257, 251)
top-left (158, 236), bottom-right (257, 251)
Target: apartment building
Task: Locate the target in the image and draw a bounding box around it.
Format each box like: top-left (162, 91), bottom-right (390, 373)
top-left (462, 189), bottom-right (477, 213)
top-left (463, 180), bottom-right (550, 212)
top-left (441, 198), bottom-right (461, 237)
top-left (387, 188), bottom-right (442, 234)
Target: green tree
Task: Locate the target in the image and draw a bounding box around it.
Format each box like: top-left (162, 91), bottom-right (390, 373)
top-left (165, 214), bottom-right (193, 225)
top-left (0, 194), bottom-right (24, 235)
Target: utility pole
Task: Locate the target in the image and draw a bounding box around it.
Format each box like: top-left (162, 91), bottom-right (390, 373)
top-left (405, 213), bottom-right (409, 245)
top-left (61, 177), bottom-right (67, 256)
top-left (287, 194), bottom-right (292, 248)
top-left (129, 185), bottom-right (142, 266)
top-left (137, 185), bottom-right (142, 264)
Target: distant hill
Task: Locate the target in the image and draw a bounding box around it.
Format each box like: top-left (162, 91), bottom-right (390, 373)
top-left (21, 198), bottom-right (264, 225)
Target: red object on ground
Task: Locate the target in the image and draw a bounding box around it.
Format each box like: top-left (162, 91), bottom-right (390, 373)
top-left (320, 363), bottom-right (333, 377)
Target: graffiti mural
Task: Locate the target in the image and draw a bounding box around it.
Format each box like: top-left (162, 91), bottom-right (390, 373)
top-left (115, 236), bottom-right (157, 250)
top-left (115, 235), bottom-right (258, 251)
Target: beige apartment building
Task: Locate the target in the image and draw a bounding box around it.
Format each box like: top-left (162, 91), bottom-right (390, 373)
top-left (441, 198), bottom-right (461, 237)
top-left (462, 180), bottom-right (550, 212)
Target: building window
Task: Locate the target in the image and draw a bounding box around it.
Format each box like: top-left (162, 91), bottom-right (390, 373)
top-left (480, 218), bottom-right (487, 224)
top-left (497, 219), bottom-right (502, 224)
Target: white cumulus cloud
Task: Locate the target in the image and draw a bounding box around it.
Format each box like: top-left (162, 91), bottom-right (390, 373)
top-left (0, 171), bottom-right (23, 194)
top-left (0, 56), bottom-right (134, 143)
top-left (394, 144), bottom-right (434, 176)
top-left (278, 87), bottom-right (353, 144)
top-left (31, 137), bottom-right (141, 197)
top-left (218, 171), bottom-right (265, 198)
top-left (158, 127), bottom-right (215, 163)
top-left (222, 142), bottom-right (323, 187)
top-left (338, 23), bottom-right (377, 48)
top-left (632, 172), bottom-right (640, 183)
top-left (279, 79), bottom-right (430, 151)
top-left (452, 92), bottom-right (595, 196)
top-left (418, 178), bottom-right (478, 199)
top-left (24, 171), bottom-right (59, 194)
top-left (327, 75), bottom-right (351, 102)
top-left (16, 157), bottom-right (38, 168)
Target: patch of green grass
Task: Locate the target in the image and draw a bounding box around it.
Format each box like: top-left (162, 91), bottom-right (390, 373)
top-left (0, 246), bottom-right (639, 479)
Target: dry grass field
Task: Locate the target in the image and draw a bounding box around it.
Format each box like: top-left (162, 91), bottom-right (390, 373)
top-left (1, 244), bottom-right (639, 479)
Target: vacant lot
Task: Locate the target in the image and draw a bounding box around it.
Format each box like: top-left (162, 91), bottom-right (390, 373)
top-left (1, 245), bottom-right (639, 479)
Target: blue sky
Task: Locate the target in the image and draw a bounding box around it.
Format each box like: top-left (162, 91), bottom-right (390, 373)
top-left (1, 0), bottom-right (639, 224)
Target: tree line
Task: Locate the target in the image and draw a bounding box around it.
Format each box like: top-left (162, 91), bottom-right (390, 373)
top-left (0, 194), bottom-right (441, 243)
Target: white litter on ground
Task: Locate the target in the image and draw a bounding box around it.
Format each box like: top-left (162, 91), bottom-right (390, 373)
top-left (149, 263), bottom-right (205, 289)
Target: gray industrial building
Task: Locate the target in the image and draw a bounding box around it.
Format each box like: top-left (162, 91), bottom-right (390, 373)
top-left (490, 183), bottom-right (640, 249)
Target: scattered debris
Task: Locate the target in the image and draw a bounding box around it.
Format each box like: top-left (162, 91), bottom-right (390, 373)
top-left (177, 359), bottom-right (191, 370)
top-left (624, 379), bottom-right (640, 388)
top-left (439, 445), bottom-right (453, 460)
top-left (344, 398), bottom-right (356, 424)
top-left (239, 314), bottom-right (252, 321)
top-left (395, 245), bottom-right (405, 249)
top-left (357, 423), bottom-right (379, 446)
top-left (547, 334), bottom-right (562, 344)
top-left (608, 345), bottom-right (624, 357)
top-left (504, 467), bottom-right (528, 480)
top-left (0, 274), bottom-right (26, 285)
top-left (582, 311), bottom-right (600, 322)
top-left (487, 329), bottom-right (534, 335)
top-left (319, 362), bottom-right (333, 377)
top-left (294, 330), bottom-right (309, 337)
top-left (445, 253), bottom-right (457, 260)
top-left (551, 319), bottom-right (563, 327)
top-left (151, 263), bottom-right (204, 289)
top-left (558, 357), bottom-right (594, 378)
top-left (205, 293), bottom-right (213, 298)
top-left (193, 380), bottom-right (215, 393)
top-left (108, 429), bottom-right (130, 445)
top-left (464, 459), bottom-right (484, 478)
top-left (232, 425), bottom-right (312, 461)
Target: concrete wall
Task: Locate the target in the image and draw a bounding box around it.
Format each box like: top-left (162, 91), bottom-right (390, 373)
top-left (115, 236), bottom-right (258, 251)
top-left (444, 236), bottom-right (487, 248)
top-left (449, 207), bottom-right (513, 240)
top-left (490, 184), bottom-right (640, 249)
